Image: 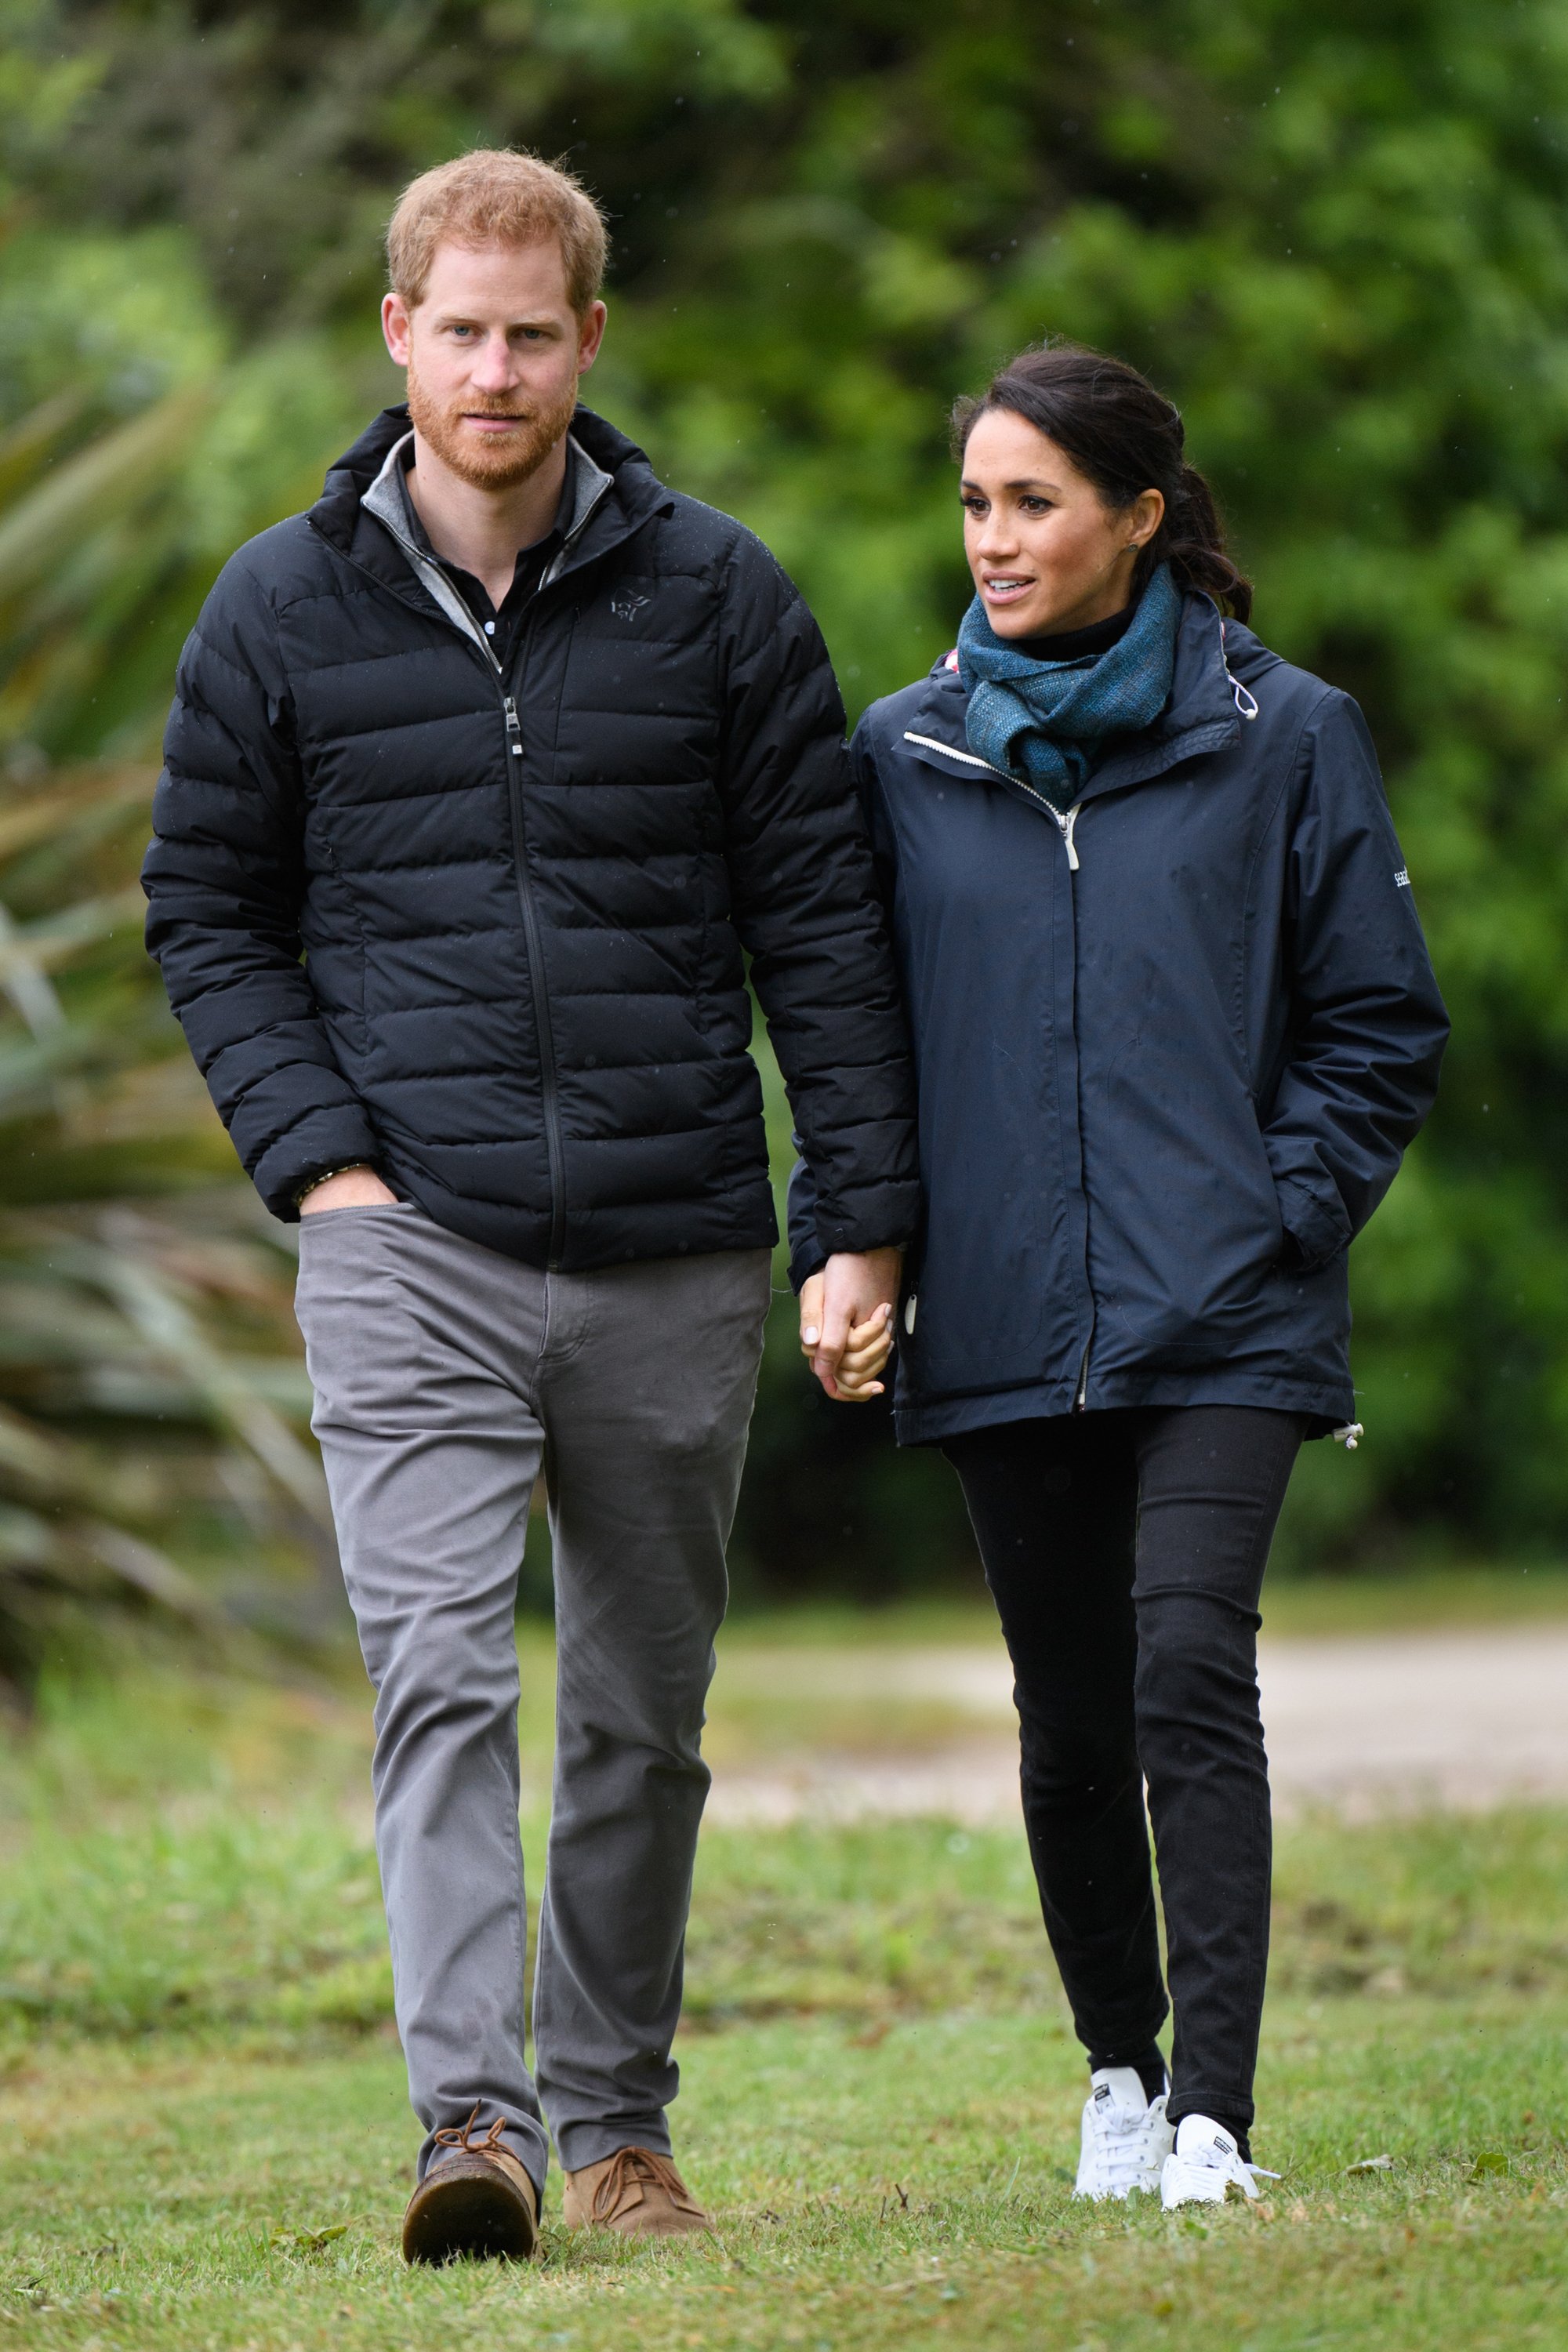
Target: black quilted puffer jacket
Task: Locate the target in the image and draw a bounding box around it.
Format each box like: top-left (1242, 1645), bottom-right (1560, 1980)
top-left (143, 404), bottom-right (919, 1271)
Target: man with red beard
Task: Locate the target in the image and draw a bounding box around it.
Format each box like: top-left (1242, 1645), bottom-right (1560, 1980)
top-left (142, 151), bottom-right (916, 2263)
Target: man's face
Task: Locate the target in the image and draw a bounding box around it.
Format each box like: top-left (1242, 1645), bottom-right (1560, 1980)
top-left (381, 239), bottom-right (607, 491)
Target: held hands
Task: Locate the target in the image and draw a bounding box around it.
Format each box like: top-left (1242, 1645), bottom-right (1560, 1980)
top-left (798, 1247), bottom-right (902, 1403)
top-left (298, 1166), bottom-right (398, 1214)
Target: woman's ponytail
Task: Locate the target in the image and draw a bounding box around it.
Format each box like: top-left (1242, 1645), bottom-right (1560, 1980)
top-left (953, 344), bottom-right (1252, 623)
top-left (1159, 464), bottom-right (1251, 622)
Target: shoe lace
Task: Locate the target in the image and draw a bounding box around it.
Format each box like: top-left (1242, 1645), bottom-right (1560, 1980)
top-left (590, 2147), bottom-right (702, 2224)
top-left (1179, 2137), bottom-right (1280, 2191)
top-left (433, 2104), bottom-right (509, 2159)
top-left (1096, 2100), bottom-right (1167, 2186)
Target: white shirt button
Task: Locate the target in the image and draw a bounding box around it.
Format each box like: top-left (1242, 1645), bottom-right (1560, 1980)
top-left (485, 620), bottom-right (496, 635)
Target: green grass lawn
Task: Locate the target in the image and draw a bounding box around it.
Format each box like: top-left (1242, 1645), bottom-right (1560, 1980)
top-left (0, 1990), bottom-right (1563, 2352)
top-left (0, 1634), bottom-right (1561, 2348)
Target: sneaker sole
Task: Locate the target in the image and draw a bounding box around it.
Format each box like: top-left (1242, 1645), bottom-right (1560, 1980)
top-left (1161, 2173), bottom-right (1249, 2212)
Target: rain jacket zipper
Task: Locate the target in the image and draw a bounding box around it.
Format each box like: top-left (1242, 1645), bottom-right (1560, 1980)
top-left (902, 720), bottom-right (1094, 1402)
top-left (902, 731), bottom-right (1083, 866)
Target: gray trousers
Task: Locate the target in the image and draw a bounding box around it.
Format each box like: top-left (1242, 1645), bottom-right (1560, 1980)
top-left (294, 1203), bottom-right (771, 2189)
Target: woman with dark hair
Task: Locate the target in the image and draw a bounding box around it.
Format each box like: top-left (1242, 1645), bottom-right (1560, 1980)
top-left (790, 343), bottom-right (1448, 2207)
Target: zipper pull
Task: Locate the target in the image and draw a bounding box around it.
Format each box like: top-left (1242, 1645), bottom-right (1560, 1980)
top-left (1056, 804), bottom-right (1081, 870)
top-left (504, 697), bottom-right (523, 754)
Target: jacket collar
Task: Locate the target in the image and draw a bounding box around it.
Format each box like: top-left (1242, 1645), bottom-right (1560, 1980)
top-left (899, 593), bottom-right (1247, 810)
top-left (358, 428), bottom-right (495, 662)
top-left (356, 426), bottom-right (617, 670)
top-left (308, 401), bottom-right (672, 630)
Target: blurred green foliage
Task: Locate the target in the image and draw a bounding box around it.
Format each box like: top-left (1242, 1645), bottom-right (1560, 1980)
top-left (0, 0), bottom-right (1563, 1637)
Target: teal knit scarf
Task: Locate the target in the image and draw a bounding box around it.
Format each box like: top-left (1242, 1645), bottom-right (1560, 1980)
top-left (957, 564), bottom-right (1181, 813)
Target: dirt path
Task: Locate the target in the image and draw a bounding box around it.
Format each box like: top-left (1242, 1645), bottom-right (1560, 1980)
top-left (706, 1624), bottom-right (1568, 1824)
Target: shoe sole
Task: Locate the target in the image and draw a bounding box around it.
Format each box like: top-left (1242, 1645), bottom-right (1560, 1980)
top-left (1161, 2176), bottom-right (1251, 2212)
top-left (402, 2158), bottom-right (538, 2265)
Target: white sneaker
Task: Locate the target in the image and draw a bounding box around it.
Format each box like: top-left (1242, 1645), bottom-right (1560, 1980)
top-left (1073, 2066), bottom-right (1174, 2201)
top-left (1160, 2113), bottom-right (1278, 2209)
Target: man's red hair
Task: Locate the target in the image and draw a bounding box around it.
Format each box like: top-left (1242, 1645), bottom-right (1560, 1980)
top-left (387, 148), bottom-right (608, 315)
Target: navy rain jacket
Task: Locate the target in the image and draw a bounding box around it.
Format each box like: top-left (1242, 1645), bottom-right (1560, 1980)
top-left (788, 593), bottom-right (1449, 1443)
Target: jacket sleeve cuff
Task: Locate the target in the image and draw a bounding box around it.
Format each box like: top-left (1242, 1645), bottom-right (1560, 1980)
top-left (252, 1109), bottom-right (383, 1223)
top-left (787, 1241), bottom-right (828, 1294)
top-left (787, 1151), bottom-right (916, 1290)
top-left (808, 1179), bottom-right (921, 1262)
top-left (1274, 1174), bottom-right (1352, 1272)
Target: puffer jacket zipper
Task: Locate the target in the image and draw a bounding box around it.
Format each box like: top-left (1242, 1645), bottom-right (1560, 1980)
top-left (501, 677), bottom-right (568, 1269)
top-left (339, 457), bottom-right (619, 1270)
top-left (433, 612), bottom-right (571, 1272)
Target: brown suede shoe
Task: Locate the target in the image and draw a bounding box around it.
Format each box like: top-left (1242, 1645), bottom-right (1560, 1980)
top-left (401, 2106), bottom-right (539, 2266)
top-left (561, 2147), bottom-right (710, 2238)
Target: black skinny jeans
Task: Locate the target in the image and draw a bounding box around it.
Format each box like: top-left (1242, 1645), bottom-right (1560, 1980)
top-left (943, 1406), bottom-right (1305, 2141)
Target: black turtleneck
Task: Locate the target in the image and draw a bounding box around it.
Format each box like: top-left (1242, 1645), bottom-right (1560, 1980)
top-left (1016, 601), bottom-right (1135, 662)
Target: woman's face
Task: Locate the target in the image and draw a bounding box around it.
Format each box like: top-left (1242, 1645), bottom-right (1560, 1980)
top-left (960, 409), bottom-right (1163, 638)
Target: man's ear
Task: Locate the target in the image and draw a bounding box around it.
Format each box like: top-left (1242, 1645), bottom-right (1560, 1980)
top-left (382, 291), bottom-right (413, 368)
top-left (576, 299), bottom-right (608, 376)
